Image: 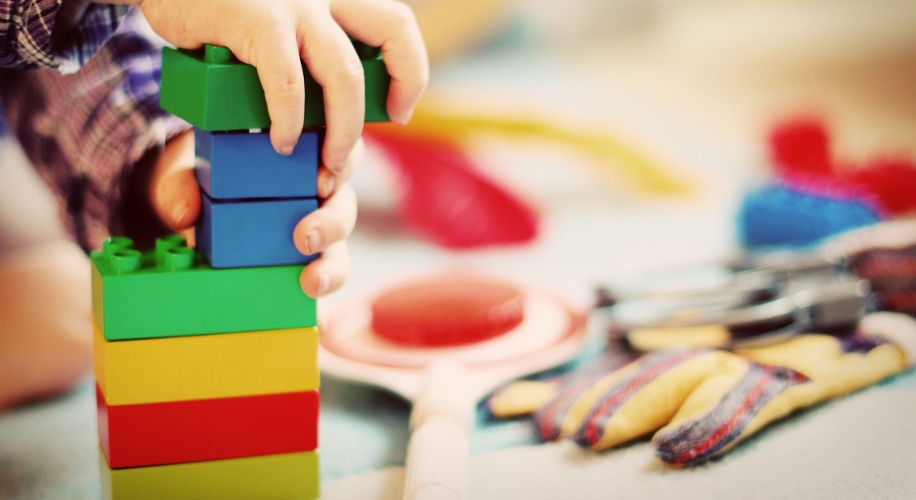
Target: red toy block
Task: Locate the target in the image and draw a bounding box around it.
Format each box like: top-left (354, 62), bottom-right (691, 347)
top-left (97, 386), bottom-right (319, 469)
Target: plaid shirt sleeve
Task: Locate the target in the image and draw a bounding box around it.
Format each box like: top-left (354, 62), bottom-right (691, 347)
top-left (0, 0), bottom-right (129, 72)
top-left (1, 10), bottom-right (190, 251)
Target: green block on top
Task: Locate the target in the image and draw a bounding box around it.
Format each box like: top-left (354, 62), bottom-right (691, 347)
top-left (160, 43), bottom-right (390, 131)
top-left (91, 235), bottom-right (315, 341)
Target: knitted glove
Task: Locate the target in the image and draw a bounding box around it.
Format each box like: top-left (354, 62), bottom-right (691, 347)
top-left (488, 313), bottom-right (916, 465)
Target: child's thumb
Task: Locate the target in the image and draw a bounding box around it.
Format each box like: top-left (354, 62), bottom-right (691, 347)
top-left (149, 131), bottom-right (201, 231)
top-left (154, 168), bottom-right (201, 231)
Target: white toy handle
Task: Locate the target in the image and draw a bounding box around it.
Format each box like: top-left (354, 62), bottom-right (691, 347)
top-left (403, 359), bottom-right (473, 500)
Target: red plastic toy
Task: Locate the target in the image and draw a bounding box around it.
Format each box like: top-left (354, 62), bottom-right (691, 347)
top-left (370, 277), bottom-right (525, 347)
top-left (366, 127), bottom-right (539, 249)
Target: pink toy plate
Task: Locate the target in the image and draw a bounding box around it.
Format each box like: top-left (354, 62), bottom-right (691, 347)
top-left (320, 276), bottom-right (588, 500)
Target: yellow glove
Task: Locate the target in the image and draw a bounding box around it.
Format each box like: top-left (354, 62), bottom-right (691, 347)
top-left (488, 312), bottom-right (916, 465)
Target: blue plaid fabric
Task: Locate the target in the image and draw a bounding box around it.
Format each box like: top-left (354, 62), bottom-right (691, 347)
top-left (0, 5), bottom-right (189, 250)
top-left (0, 0), bottom-right (128, 71)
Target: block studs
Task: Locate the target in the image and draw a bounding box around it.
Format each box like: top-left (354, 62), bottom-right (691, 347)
top-left (204, 45), bottom-right (236, 64)
top-left (155, 235), bottom-right (191, 271)
top-left (110, 250), bottom-right (142, 274)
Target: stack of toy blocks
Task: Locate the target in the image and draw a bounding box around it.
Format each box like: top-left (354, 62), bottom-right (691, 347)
top-left (92, 41), bottom-right (389, 499)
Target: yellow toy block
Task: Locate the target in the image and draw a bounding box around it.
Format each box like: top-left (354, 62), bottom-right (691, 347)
top-left (93, 321), bottom-right (319, 405)
top-left (100, 449), bottom-right (320, 500)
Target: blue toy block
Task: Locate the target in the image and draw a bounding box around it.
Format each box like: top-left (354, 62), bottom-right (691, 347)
top-left (195, 130), bottom-right (319, 200)
top-left (197, 192), bottom-right (319, 268)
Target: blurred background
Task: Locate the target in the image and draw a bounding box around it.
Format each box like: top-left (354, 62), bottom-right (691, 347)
top-left (417, 0), bottom-right (916, 153)
top-left (348, 0), bottom-right (916, 291)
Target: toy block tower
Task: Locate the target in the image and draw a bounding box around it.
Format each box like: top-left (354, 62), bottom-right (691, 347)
top-left (92, 41), bottom-right (389, 499)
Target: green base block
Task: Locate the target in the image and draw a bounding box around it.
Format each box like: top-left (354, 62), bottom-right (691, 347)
top-left (160, 43), bottom-right (390, 131)
top-left (91, 235), bottom-right (315, 341)
top-left (101, 450), bottom-right (319, 500)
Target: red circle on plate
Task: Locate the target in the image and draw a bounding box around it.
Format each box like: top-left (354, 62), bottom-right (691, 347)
top-left (370, 277), bottom-right (525, 347)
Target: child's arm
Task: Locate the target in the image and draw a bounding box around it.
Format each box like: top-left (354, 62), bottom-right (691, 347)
top-left (3, 1), bottom-right (425, 296)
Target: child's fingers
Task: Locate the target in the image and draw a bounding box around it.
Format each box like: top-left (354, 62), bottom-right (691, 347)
top-left (318, 136), bottom-right (365, 198)
top-left (145, 0), bottom-right (308, 155)
top-left (297, 5), bottom-right (366, 174)
top-left (246, 26), bottom-right (306, 155)
top-left (293, 182), bottom-right (358, 256)
top-left (299, 240), bottom-right (351, 298)
top-left (331, 0), bottom-right (429, 125)
top-left (154, 167), bottom-right (201, 231)
top-left (149, 131), bottom-right (201, 231)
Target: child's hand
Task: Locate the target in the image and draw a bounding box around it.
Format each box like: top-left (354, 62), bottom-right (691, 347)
top-left (114, 0), bottom-right (427, 185)
top-left (149, 130), bottom-right (358, 298)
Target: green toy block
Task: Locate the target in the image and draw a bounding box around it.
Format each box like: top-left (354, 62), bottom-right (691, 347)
top-left (362, 57), bottom-right (390, 123)
top-left (160, 41), bottom-right (390, 131)
top-left (91, 235), bottom-right (315, 341)
top-left (101, 450), bottom-right (319, 500)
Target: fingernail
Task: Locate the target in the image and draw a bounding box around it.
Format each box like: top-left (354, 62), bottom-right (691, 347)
top-left (279, 145), bottom-right (294, 156)
top-left (171, 200), bottom-right (190, 227)
top-left (306, 229), bottom-right (321, 255)
top-left (320, 174), bottom-right (336, 198)
top-left (317, 272), bottom-right (330, 295)
top-left (393, 106), bottom-right (415, 126)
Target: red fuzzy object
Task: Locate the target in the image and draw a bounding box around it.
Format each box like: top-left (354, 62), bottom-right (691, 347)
top-left (366, 127), bottom-right (539, 249)
top-left (840, 158), bottom-right (916, 216)
top-left (769, 118), bottom-right (832, 179)
top-left (768, 117), bottom-right (916, 217)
